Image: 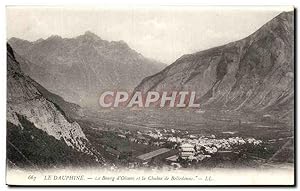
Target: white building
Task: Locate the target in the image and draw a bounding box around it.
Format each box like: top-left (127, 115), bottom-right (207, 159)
top-left (179, 143), bottom-right (195, 159)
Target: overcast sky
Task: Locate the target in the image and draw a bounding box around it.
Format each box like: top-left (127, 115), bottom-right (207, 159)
top-left (6, 6), bottom-right (293, 64)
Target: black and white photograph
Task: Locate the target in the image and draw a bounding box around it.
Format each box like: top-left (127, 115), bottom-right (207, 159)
top-left (4, 5), bottom-right (295, 186)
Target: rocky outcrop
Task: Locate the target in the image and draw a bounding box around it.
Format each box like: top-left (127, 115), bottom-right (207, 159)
top-left (7, 43), bottom-right (104, 162)
top-left (135, 12), bottom-right (294, 122)
top-left (9, 31), bottom-right (166, 107)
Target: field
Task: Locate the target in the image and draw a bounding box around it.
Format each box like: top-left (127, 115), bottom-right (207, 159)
top-left (81, 108), bottom-right (293, 139)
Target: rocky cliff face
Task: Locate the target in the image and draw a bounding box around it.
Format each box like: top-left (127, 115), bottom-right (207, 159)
top-left (7, 44), bottom-right (104, 163)
top-left (136, 12), bottom-right (294, 122)
top-left (8, 31), bottom-right (166, 107)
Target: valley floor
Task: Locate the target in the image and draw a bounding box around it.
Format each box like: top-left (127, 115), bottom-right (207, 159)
top-left (76, 108), bottom-right (294, 170)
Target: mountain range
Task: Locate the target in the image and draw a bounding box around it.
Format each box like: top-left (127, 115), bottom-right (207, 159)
top-left (8, 31), bottom-right (166, 107)
top-left (136, 11), bottom-right (294, 123)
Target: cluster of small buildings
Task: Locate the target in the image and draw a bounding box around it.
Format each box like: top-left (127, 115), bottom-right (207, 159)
top-left (176, 136), bottom-right (262, 154)
top-left (111, 128), bottom-right (264, 166)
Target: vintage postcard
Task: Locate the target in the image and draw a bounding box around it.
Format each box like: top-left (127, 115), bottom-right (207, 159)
top-left (6, 6), bottom-right (295, 186)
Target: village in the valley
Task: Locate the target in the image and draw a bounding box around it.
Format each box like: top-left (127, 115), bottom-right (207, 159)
top-left (97, 126), bottom-right (267, 170)
top-left (80, 107), bottom-right (293, 170)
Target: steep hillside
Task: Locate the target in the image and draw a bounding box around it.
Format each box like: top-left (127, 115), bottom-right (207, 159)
top-left (7, 44), bottom-right (104, 168)
top-left (9, 31), bottom-right (166, 107)
top-left (7, 119), bottom-right (98, 168)
top-left (136, 12), bottom-right (294, 123)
